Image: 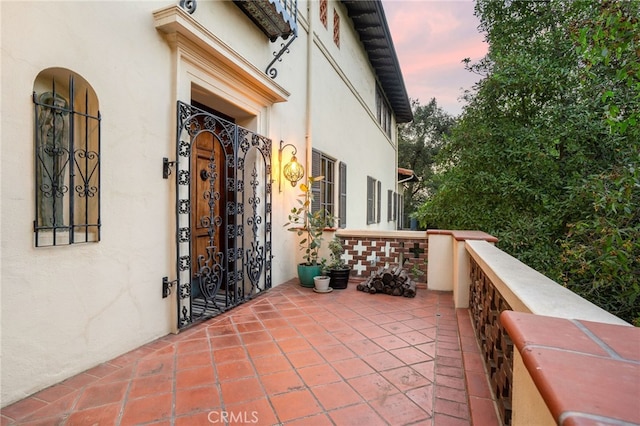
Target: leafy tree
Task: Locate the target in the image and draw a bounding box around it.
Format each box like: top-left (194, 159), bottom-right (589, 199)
top-left (397, 98), bottom-right (455, 227)
top-left (560, 0), bottom-right (640, 325)
top-left (415, 0), bottom-right (639, 324)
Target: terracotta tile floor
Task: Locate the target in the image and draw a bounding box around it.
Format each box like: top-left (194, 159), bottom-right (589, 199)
top-left (1, 279), bottom-right (497, 426)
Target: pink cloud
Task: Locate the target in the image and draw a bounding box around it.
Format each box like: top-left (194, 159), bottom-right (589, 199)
top-left (382, 0), bottom-right (488, 115)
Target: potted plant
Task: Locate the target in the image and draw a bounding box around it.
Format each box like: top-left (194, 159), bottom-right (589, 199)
top-left (326, 235), bottom-right (351, 289)
top-left (313, 275), bottom-right (331, 292)
top-left (284, 176), bottom-right (329, 287)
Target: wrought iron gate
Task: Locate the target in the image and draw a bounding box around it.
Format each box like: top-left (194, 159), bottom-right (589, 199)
top-left (173, 101), bottom-right (272, 329)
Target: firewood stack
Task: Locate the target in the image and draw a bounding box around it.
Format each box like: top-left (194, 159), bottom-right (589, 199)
top-left (356, 265), bottom-right (417, 297)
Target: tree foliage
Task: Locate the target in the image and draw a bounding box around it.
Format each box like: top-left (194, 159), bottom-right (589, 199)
top-left (415, 0), bottom-right (639, 324)
top-left (397, 98), bottom-right (455, 225)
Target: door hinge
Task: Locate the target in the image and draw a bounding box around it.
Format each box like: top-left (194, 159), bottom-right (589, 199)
top-left (163, 157), bottom-right (176, 179)
top-left (162, 276), bottom-right (178, 298)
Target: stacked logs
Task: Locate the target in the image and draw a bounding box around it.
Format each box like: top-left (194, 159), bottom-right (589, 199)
top-left (356, 265), bottom-right (417, 297)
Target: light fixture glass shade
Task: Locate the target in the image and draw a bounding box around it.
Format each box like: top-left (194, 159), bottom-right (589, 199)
top-left (283, 155), bottom-right (304, 187)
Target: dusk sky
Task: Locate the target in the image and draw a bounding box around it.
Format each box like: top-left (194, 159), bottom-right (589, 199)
top-left (382, 0), bottom-right (488, 116)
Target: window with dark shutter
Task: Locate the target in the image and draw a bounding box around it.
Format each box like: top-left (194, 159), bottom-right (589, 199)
top-left (398, 194), bottom-right (404, 229)
top-left (393, 191), bottom-right (398, 222)
top-left (311, 149), bottom-right (337, 221)
top-left (339, 162), bottom-right (347, 228)
top-left (311, 149), bottom-right (322, 214)
top-left (375, 86), bottom-right (392, 138)
top-left (366, 176), bottom-right (375, 224)
top-left (376, 180), bottom-right (381, 223)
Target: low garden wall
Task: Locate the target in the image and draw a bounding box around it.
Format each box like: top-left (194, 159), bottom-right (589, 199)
top-left (333, 230), bottom-right (428, 282)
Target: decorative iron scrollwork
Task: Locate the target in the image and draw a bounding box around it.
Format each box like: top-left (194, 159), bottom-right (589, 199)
top-left (265, 34), bottom-right (298, 79)
top-left (178, 199), bottom-right (190, 214)
top-left (173, 101), bottom-right (272, 329)
top-left (178, 227), bottom-right (190, 242)
top-left (33, 79), bottom-right (101, 246)
top-left (179, 0), bottom-right (196, 14)
top-left (179, 140), bottom-right (190, 157)
top-left (196, 246), bottom-right (224, 301)
top-left (246, 241), bottom-right (264, 289)
top-left (178, 170), bottom-right (189, 185)
top-left (178, 255), bottom-right (190, 271)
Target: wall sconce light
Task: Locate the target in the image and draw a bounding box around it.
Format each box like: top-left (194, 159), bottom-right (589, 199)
top-left (279, 140), bottom-right (305, 192)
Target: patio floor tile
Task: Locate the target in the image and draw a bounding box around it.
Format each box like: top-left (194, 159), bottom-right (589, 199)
top-left (311, 381), bottom-right (363, 410)
top-left (328, 402), bottom-right (388, 426)
top-left (347, 373), bottom-right (400, 402)
top-left (0, 278), bottom-right (496, 425)
top-left (297, 364), bottom-right (342, 387)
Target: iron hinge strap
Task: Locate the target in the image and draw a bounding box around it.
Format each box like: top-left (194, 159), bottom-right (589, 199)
top-left (162, 276), bottom-right (178, 298)
top-left (163, 157), bottom-right (176, 179)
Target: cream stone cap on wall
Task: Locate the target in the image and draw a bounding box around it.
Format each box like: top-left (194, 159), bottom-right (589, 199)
top-left (466, 240), bottom-right (630, 326)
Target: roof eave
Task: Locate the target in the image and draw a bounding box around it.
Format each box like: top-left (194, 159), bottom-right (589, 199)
top-left (342, 0), bottom-right (413, 123)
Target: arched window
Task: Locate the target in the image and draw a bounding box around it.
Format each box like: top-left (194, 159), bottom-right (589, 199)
top-left (33, 68), bottom-right (101, 246)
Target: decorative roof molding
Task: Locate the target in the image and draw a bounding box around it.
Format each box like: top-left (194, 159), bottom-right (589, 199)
top-left (233, 0), bottom-right (298, 42)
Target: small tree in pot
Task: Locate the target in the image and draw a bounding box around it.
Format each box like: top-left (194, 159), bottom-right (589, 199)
top-left (284, 176), bottom-right (329, 287)
top-left (326, 235), bottom-right (351, 289)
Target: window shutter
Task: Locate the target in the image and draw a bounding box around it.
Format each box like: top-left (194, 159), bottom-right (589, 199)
top-left (398, 194), bottom-right (404, 229)
top-left (387, 190), bottom-right (392, 222)
top-left (366, 176), bottom-right (374, 224)
top-left (339, 162), bottom-right (347, 228)
top-left (311, 149), bottom-right (321, 213)
top-left (393, 192), bottom-right (398, 222)
top-left (376, 180), bottom-right (381, 223)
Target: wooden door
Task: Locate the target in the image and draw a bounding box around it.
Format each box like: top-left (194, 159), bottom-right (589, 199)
top-left (191, 121), bottom-right (225, 299)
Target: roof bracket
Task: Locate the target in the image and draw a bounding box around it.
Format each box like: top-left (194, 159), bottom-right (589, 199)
top-left (265, 32), bottom-right (297, 79)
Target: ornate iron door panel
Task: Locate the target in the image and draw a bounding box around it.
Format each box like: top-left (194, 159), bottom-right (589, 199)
top-left (174, 102), bottom-right (272, 329)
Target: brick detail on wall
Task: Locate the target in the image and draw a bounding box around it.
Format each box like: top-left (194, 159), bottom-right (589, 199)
top-left (339, 236), bottom-right (428, 282)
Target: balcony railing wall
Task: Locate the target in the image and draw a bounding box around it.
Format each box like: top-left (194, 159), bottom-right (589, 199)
top-left (426, 230), bottom-right (631, 425)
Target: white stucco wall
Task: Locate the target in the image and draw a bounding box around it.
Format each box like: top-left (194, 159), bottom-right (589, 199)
top-left (1, 0), bottom-right (405, 406)
top-left (305, 0), bottom-right (399, 231)
top-left (1, 1), bottom-right (176, 406)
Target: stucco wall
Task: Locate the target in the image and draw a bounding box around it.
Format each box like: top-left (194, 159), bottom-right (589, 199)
top-left (0, 1), bottom-right (176, 405)
top-left (311, 1), bottom-right (399, 231)
top-left (1, 0), bottom-right (404, 406)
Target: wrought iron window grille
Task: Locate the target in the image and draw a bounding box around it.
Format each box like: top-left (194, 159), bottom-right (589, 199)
top-left (33, 74), bottom-right (101, 247)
